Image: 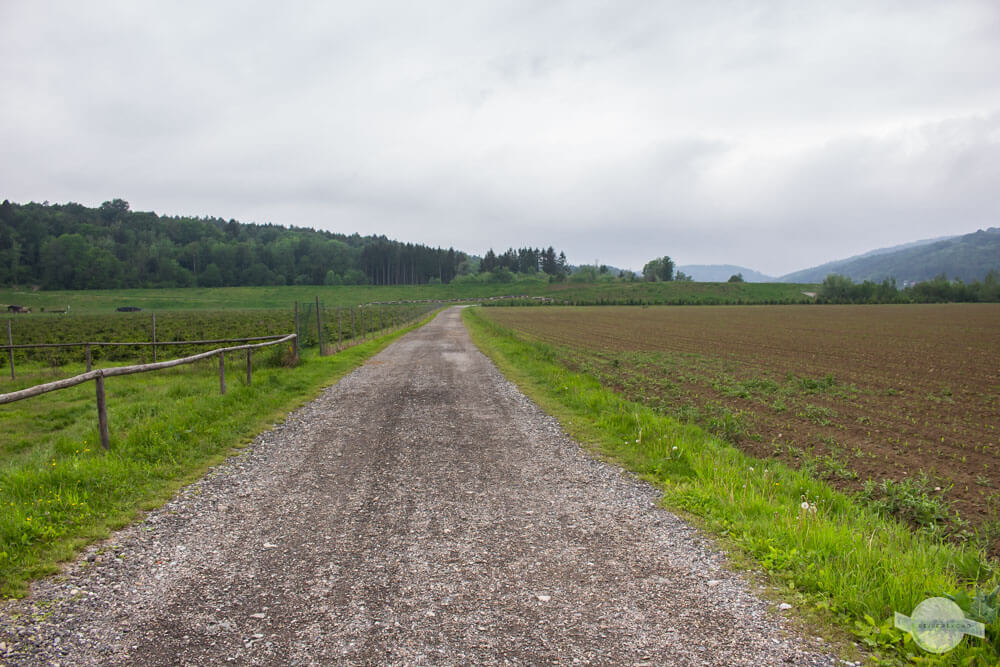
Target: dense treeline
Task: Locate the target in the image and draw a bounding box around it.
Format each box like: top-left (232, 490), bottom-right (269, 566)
top-left (0, 199), bottom-right (470, 289)
top-left (479, 246), bottom-right (568, 276)
top-left (818, 272), bottom-right (1000, 303)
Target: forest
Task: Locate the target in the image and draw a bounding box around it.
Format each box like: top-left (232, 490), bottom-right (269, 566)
top-left (0, 199), bottom-right (473, 289)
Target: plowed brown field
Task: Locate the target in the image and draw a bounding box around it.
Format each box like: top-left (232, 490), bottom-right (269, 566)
top-left (481, 304), bottom-right (1000, 552)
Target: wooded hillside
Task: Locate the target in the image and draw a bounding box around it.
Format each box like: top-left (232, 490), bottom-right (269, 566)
top-left (779, 227), bottom-right (1000, 283)
top-left (0, 199), bottom-right (470, 289)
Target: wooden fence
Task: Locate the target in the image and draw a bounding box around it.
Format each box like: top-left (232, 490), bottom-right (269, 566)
top-left (0, 333), bottom-right (297, 450)
top-left (4, 322), bottom-right (290, 379)
top-left (4, 300), bottom-right (442, 374)
top-left (298, 300), bottom-right (441, 355)
top-left (2, 298), bottom-right (441, 450)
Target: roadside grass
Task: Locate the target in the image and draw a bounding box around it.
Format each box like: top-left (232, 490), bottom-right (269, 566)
top-left (0, 313), bottom-right (436, 597)
top-left (463, 307), bottom-right (1000, 665)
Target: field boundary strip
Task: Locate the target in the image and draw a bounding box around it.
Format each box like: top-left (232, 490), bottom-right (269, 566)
top-left (4, 334), bottom-right (286, 350)
top-left (0, 333), bottom-right (298, 449)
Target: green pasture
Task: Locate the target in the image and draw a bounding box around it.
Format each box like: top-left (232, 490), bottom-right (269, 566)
top-left (2, 302), bottom-right (437, 368)
top-left (0, 279), bottom-right (819, 316)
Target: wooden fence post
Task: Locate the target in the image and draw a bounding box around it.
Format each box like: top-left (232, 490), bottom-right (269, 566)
top-left (95, 373), bottom-right (110, 450)
top-left (337, 306), bottom-right (342, 351)
top-left (219, 351), bottom-right (226, 395)
top-left (86, 343), bottom-right (92, 371)
top-left (246, 349), bottom-right (252, 385)
top-left (293, 302), bottom-right (300, 359)
top-left (350, 307), bottom-right (356, 342)
top-left (315, 296), bottom-right (324, 355)
top-left (152, 313), bottom-right (157, 363)
top-left (7, 320), bottom-right (13, 380)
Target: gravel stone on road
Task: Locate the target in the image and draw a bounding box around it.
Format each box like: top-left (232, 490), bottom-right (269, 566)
top-left (1, 307), bottom-right (840, 665)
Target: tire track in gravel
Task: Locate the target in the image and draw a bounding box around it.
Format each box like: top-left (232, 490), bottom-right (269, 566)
top-left (0, 307), bottom-right (840, 666)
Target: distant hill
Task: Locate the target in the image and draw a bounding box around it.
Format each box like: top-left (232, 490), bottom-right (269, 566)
top-left (779, 228), bottom-right (1000, 284)
top-left (677, 265), bottom-right (775, 282)
top-left (843, 234), bottom-right (958, 260)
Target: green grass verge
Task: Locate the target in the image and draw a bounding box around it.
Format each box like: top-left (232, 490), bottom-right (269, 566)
top-left (463, 307), bottom-right (999, 665)
top-left (0, 313), bottom-right (436, 597)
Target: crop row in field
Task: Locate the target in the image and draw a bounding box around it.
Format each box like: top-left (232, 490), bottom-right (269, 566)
top-left (481, 304), bottom-right (1000, 554)
top-left (0, 280), bottom-right (819, 315)
top-left (3, 302), bottom-right (437, 367)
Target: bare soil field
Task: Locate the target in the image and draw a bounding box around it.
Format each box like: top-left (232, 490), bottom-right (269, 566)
top-left (482, 304), bottom-right (1000, 553)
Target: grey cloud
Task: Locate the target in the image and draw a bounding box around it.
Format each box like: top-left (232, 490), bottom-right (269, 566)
top-left (2, 1), bottom-right (999, 276)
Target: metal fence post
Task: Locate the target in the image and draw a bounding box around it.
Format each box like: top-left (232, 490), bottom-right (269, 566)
top-left (246, 349), bottom-right (252, 385)
top-left (152, 313), bottom-right (157, 362)
top-left (315, 296), bottom-right (324, 355)
top-left (293, 302), bottom-right (300, 359)
top-left (337, 306), bottom-right (342, 351)
top-left (86, 343), bottom-right (92, 371)
top-left (95, 373), bottom-right (110, 450)
top-left (7, 320), bottom-right (13, 380)
top-left (219, 351), bottom-right (226, 395)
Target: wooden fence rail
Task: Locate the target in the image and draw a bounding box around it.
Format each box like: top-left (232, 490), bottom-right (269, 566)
top-left (4, 334), bottom-right (286, 350)
top-left (3, 298), bottom-right (439, 449)
top-left (4, 334), bottom-right (289, 378)
top-left (0, 333), bottom-right (297, 450)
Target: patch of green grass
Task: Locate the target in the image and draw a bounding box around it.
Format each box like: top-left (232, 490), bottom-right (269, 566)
top-left (801, 404), bottom-right (837, 426)
top-left (463, 306), bottom-right (1000, 664)
top-left (3, 302), bottom-right (439, 366)
top-left (795, 374), bottom-right (839, 394)
top-left (704, 405), bottom-right (748, 441)
top-left (0, 283), bottom-right (541, 314)
top-left (0, 279), bottom-right (820, 317)
top-left (858, 475), bottom-right (957, 534)
top-left (0, 311), bottom-right (437, 596)
top-left (820, 455), bottom-right (859, 481)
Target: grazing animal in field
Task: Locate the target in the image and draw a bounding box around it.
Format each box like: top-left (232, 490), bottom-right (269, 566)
top-left (6, 304), bottom-right (30, 313)
top-left (116, 306), bottom-right (142, 312)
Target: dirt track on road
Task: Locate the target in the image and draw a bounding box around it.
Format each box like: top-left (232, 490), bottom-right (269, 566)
top-left (1, 307), bottom-right (835, 665)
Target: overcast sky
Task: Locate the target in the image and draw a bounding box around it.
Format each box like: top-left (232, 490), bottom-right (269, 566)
top-left (2, 1), bottom-right (999, 275)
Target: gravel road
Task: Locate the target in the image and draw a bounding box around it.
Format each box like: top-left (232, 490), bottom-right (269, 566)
top-left (1, 307), bottom-right (840, 665)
